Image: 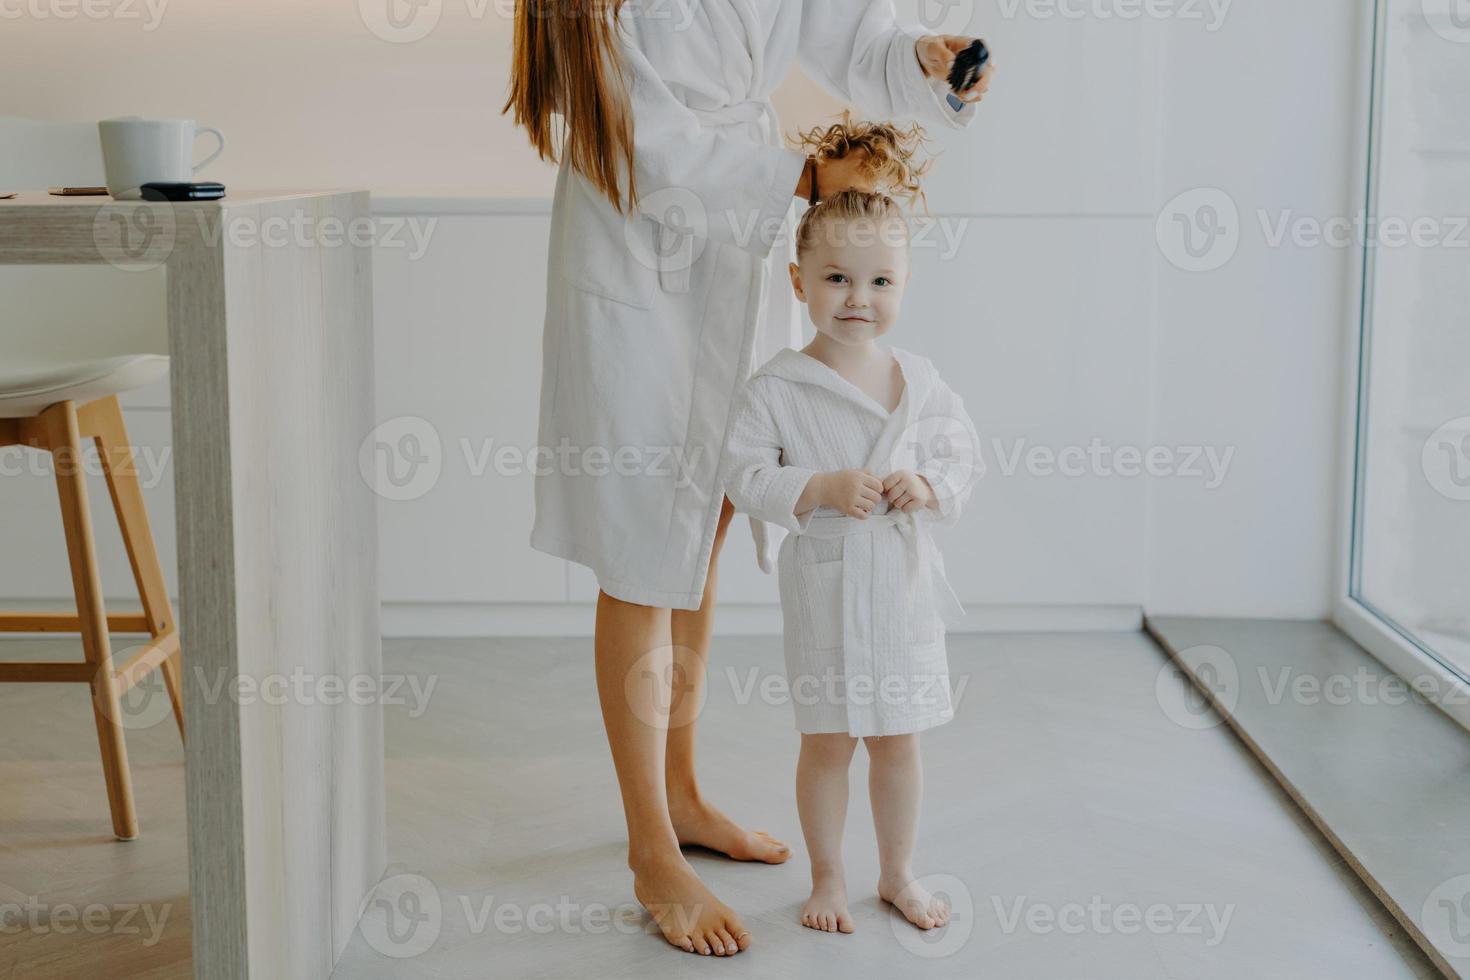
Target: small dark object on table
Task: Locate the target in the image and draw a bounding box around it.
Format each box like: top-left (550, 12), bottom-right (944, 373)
top-left (140, 181), bottom-right (226, 202)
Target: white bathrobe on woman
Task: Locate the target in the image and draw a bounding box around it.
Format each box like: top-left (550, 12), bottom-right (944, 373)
top-left (719, 346), bottom-right (979, 736)
top-left (528, 0), bottom-right (982, 610)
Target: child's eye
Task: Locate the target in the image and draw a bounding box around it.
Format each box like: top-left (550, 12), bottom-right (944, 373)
top-left (873, 277), bottom-right (892, 287)
top-left (825, 273), bottom-right (847, 283)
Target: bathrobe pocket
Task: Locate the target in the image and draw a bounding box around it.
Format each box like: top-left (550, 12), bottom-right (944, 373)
top-left (561, 171), bottom-right (658, 310)
top-left (799, 558), bottom-right (844, 650)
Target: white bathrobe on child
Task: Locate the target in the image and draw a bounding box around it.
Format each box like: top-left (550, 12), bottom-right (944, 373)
top-left (719, 346), bottom-right (979, 736)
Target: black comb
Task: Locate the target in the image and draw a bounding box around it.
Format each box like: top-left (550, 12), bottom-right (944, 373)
top-left (947, 39), bottom-right (990, 96)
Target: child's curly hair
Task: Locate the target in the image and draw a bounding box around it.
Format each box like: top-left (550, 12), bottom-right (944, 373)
top-left (792, 188), bottom-right (911, 262)
top-left (787, 110), bottom-right (935, 262)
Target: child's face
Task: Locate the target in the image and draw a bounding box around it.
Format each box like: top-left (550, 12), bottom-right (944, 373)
top-left (789, 217), bottom-right (911, 347)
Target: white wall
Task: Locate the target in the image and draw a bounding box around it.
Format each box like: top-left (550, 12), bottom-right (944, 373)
top-left (0, 1), bottom-right (1366, 632)
top-left (1146, 0), bottom-right (1364, 618)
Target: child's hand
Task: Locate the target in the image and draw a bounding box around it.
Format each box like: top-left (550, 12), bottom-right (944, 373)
top-left (820, 469), bottom-right (885, 518)
top-left (882, 470), bottom-right (937, 514)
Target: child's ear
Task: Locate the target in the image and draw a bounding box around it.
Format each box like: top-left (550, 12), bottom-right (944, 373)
top-left (789, 261), bottom-right (805, 302)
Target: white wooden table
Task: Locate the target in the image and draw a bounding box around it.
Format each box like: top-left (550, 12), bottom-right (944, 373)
top-left (0, 190), bottom-right (386, 980)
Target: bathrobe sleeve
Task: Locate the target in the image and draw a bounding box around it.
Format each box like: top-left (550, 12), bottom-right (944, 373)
top-left (613, 14), bottom-right (808, 259)
top-left (720, 378), bottom-right (823, 539)
top-left (913, 370), bottom-right (981, 528)
top-left (797, 0), bottom-right (981, 130)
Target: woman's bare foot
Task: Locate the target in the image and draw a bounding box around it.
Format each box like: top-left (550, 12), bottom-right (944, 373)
top-left (632, 854), bottom-right (752, 955)
top-left (878, 873), bottom-right (951, 931)
top-left (799, 870), bottom-right (855, 933)
top-left (669, 794), bottom-right (792, 864)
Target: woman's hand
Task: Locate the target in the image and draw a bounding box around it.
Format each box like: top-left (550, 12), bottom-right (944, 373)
top-left (915, 35), bottom-right (994, 105)
top-left (819, 150), bottom-right (877, 197)
top-left (794, 149), bottom-right (877, 203)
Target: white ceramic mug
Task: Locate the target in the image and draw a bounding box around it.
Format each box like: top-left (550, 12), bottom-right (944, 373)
top-left (97, 117), bottom-right (225, 200)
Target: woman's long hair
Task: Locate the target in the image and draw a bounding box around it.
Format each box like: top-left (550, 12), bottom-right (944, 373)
top-left (503, 0), bottom-right (639, 214)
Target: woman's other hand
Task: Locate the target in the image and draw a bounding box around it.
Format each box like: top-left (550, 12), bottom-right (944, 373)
top-left (916, 35), bottom-right (994, 105)
top-left (820, 149), bottom-right (877, 196)
top-left (796, 149), bottom-right (879, 202)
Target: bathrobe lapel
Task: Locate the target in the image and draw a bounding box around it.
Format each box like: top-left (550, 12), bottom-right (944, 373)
top-left (752, 346), bottom-right (934, 480)
top-left (872, 353), bottom-right (967, 629)
top-left (752, 346), bottom-right (922, 422)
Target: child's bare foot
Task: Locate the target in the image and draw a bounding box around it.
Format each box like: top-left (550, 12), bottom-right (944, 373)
top-left (632, 854), bottom-right (752, 955)
top-left (878, 873), bottom-right (951, 931)
top-left (670, 795), bottom-right (791, 864)
top-left (799, 870), bottom-right (855, 933)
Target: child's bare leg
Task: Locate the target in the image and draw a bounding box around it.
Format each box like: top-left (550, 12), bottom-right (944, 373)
top-left (666, 496), bottom-right (790, 865)
top-left (797, 732), bottom-right (859, 933)
top-left (865, 733), bottom-right (950, 930)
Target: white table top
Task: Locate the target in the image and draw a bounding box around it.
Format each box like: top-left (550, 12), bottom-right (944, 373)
top-left (0, 189), bottom-right (366, 209)
top-left (0, 188), bottom-right (372, 265)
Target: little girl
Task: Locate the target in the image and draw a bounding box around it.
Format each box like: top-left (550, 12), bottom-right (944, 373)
top-left (719, 126), bottom-right (979, 935)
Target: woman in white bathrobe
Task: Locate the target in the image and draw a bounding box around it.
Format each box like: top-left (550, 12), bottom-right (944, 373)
top-left (505, 0), bottom-right (990, 958)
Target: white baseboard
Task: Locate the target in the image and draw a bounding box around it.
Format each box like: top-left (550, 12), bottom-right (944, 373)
top-left (378, 602), bottom-right (1144, 639)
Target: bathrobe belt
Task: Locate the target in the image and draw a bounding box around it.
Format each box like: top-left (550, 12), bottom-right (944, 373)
top-left (798, 510), bottom-right (967, 628)
top-left (649, 99), bottom-right (785, 293)
top-left (688, 98), bottom-right (781, 145)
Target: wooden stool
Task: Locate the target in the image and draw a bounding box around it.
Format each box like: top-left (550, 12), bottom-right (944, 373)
top-left (0, 395), bottom-right (184, 841)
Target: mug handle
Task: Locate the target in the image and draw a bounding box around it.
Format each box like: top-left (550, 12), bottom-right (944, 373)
top-left (193, 127), bottom-right (225, 174)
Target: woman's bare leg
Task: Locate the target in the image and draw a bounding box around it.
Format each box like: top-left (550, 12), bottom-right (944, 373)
top-left (665, 494), bottom-right (790, 864)
top-left (595, 588), bottom-right (750, 955)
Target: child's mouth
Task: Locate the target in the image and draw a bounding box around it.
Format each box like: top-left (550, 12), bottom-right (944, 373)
top-left (836, 314), bottom-right (873, 323)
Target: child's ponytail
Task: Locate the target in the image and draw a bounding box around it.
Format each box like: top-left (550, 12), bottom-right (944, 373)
top-left (789, 111), bottom-right (936, 260)
top-left (790, 110), bottom-right (935, 214)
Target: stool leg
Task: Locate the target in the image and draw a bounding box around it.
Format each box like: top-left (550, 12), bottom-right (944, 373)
top-left (92, 396), bottom-right (185, 744)
top-left (43, 400), bottom-right (139, 841)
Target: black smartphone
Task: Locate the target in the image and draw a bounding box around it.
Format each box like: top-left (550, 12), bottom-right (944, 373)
top-left (945, 39), bottom-right (990, 111)
top-left (139, 181), bottom-right (226, 202)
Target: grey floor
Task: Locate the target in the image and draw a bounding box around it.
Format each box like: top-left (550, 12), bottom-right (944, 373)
top-left (0, 631), bottom-right (1443, 979)
top-left (339, 632), bottom-right (1439, 980)
top-left (0, 636), bottom-right (192, 980)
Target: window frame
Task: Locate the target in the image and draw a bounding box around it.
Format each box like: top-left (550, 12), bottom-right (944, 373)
top-left (1333, 0), bottom-right (1470, 735)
